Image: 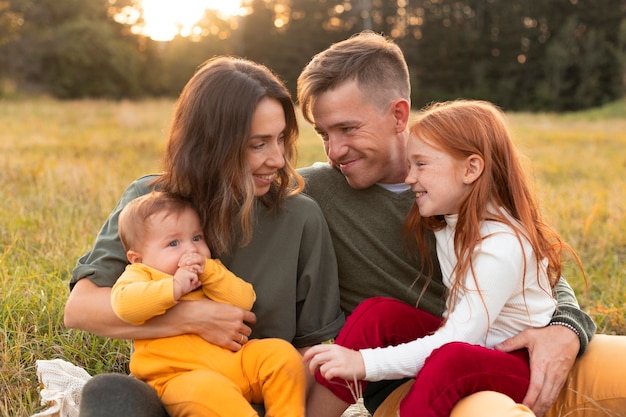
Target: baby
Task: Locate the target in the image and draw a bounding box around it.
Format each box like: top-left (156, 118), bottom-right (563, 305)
top-left (112, 191), bottom-right (305, 416)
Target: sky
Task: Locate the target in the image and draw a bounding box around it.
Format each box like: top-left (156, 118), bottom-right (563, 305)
top-left (139, 0), bottom-right (244, 41)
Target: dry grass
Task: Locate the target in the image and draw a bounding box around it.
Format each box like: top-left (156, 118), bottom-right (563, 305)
top-left (0, 97), bottom-right (624, 416)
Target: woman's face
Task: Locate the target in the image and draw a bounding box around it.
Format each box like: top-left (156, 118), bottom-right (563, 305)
top-left (246, 97), bottom-right (287, 196)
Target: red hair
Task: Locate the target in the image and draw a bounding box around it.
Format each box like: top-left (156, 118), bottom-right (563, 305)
top-left (403, 100), bottom-right (584, 312)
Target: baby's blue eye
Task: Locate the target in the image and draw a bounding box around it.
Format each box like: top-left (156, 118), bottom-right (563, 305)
top-left (168, 241), bottom-right (179, 247)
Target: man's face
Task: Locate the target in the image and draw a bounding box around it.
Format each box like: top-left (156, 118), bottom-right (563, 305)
top-left (310, 80), bottom-right (409, 189)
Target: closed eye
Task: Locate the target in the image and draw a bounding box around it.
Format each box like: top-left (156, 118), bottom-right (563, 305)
top-left (250, 140), bottom-right (265, 150)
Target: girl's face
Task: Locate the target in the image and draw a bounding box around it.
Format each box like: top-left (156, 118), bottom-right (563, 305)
top-left (246, 97), bottom-right (287, 196)
top-left (405, 134), bottom-right (469, 217)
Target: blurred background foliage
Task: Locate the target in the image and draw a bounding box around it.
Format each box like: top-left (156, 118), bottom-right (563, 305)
top-left (0, 0), bottom-right (624, 111)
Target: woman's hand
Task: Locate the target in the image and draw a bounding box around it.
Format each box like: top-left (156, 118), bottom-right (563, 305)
top-left (303, 344), bottom-right (365, 381)
top-left (65, 278), bottom-right (256, 351)
top-left (173, 299), bottom-right (256, 351)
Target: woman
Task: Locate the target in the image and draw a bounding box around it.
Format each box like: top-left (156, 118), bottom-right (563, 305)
top-left (64, 56), bottom-right (345, 416)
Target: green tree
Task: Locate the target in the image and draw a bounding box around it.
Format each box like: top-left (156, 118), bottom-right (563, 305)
top-left (6, 0), bottom-right (143, 98)
top-left (0, 0), bottom-right (622, 107)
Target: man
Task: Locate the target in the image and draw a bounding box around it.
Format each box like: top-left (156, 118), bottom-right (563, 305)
top-left (297, 30), bottom-right (625, 417)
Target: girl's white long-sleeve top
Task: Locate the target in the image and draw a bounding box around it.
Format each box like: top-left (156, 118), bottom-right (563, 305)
top-left (361, 212), bottom-right (556, 381)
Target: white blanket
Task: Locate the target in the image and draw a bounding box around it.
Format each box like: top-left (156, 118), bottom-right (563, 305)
top-left (31, 359), bottom-right (92, 417)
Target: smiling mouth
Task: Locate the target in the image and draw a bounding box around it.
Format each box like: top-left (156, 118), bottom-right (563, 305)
top-left (338, 159), bottom-right (358, 171)
top-left (255, 173), bottom-right (275, 181)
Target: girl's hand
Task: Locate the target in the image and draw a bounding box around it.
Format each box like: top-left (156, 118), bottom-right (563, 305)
top-left (303, 344), bottom-right (366, 381)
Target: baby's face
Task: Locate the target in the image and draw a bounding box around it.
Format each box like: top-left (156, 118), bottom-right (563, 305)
top-left (138, 207), bottom-right (211, 275)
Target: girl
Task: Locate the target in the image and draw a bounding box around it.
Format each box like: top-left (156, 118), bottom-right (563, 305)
top-left (304, 99), bottom-right (584, 416)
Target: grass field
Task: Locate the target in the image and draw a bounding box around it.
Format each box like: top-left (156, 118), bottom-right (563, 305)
top-left (1, 98), bottom-right (624, 416)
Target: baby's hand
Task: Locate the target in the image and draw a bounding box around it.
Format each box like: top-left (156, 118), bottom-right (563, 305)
top-left (173, 268), bottom-right (201, 300)
top-left (178, 252), bottom-right (206, 275)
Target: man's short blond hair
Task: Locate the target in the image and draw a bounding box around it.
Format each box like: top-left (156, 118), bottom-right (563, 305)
top-left (297, 31), bottom-right (410, 123)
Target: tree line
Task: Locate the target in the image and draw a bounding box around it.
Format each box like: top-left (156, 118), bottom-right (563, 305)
top-left (1, 0), bottom-right (624, 111)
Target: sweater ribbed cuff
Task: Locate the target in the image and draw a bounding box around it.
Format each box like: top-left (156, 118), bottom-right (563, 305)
top-left (550, 307), bottom-right (596, 357)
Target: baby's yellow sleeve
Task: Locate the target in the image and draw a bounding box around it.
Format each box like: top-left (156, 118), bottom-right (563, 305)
top-left (199, 259), bottom-right (256, 310)
top-left (111, 264), bottom-right (177, 325)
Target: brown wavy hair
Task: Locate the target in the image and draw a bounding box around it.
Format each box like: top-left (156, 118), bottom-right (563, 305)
top-left (154, 56), bottom-right (304, 256)
top-left (403, 100), bottom-right (584, 312)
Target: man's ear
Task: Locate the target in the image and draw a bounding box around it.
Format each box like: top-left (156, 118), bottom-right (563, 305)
top-left (391, 98), bottom-right (411, 133)
top-left (464, 154), bottom-right (484, 184)
top-left (126, 250), bottom-right (142, 264)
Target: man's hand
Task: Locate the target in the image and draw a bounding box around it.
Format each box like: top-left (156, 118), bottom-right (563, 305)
top-left (495, 325), bottom-right (578, 416)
